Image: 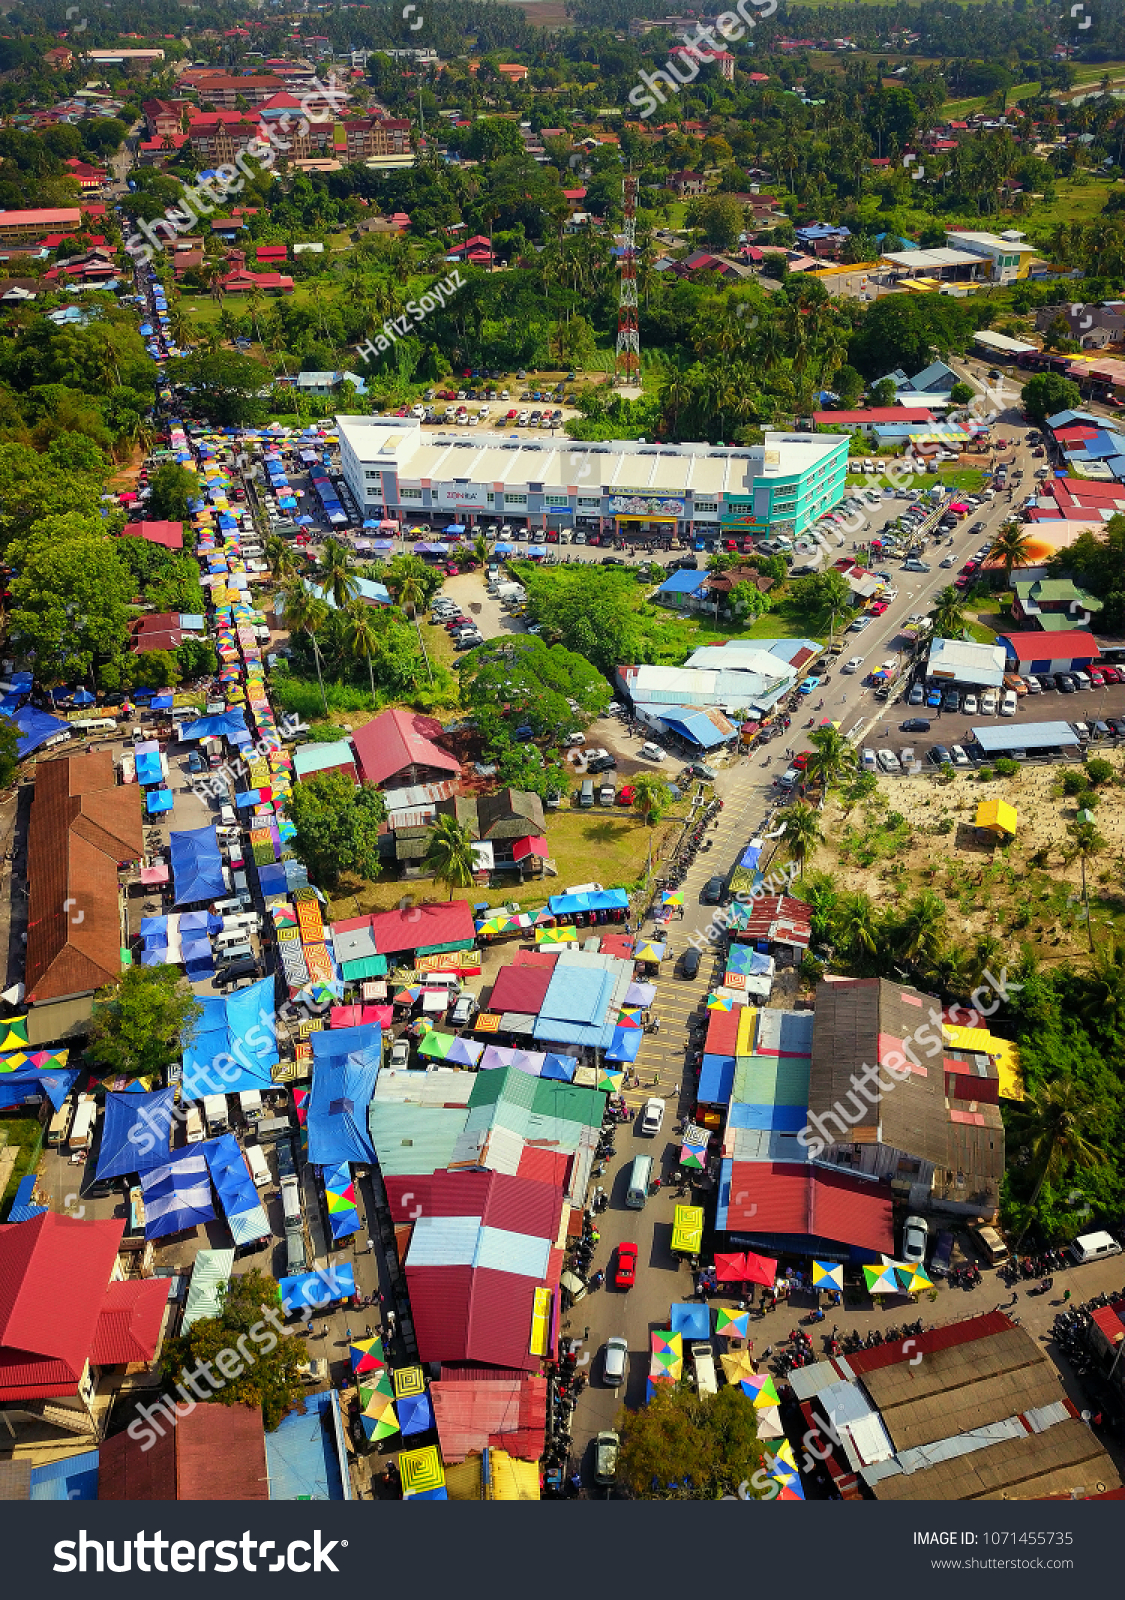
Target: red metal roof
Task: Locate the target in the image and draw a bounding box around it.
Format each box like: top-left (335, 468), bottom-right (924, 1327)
top-left (121, 519), bottom-right (183, 550)
top-left (1000, 629), bottom-right (1099, 658)
top-left (725, 1163), bottom-right (893, 1253)
top-left (517, 1147), bottom-right (571, 1188)
top-left (510, 948), bottom-right (558, 969)
top-left (706, 1008), bottom-right (740, 1056)
top-left (430, 1374), bottom-right (547, 1461)
top-left (350, 706), bottom-right (460, 788)
top-left (487, 964), bottom-right (553, 1016)
top-left (0, 1213), bottom-right (124, 1401)
top-left (90, 1278), bottom-right (170, 1366)
top-left (99, 1403), bottom-right (267, 1498)
top-left (333, 899), bottom-right (476, 958)
top-left (843, 1309), bottom-right (1013, 1377)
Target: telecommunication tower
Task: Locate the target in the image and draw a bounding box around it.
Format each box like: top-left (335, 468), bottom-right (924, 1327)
top-left (614, 174), bottom-right (640, 386)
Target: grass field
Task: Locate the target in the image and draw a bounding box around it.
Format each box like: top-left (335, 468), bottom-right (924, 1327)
top-left (0, 1117), bottom-right (42, 1209)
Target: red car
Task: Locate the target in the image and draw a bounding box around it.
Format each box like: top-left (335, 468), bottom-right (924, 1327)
top-left (954, 574), bottom-right (971, 589)
top-left (1101, 665), bottom-right (1122, 684)
top-left (869, 600), bottom-right (889, 616)
top-left (617, 784), bottom-right (636, 806)
top-left (1089, 669), bottom-right (1105, 687)
top-left (792, 751), bottom-right (810, 770)
top-left (615, 1242), bottom-right (638, 1289)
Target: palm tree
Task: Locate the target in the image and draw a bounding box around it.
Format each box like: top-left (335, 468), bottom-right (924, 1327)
top-left (895, 889), bottom-right (947, 970)
top-left (776, 799), bottom-right (823, 877)
top-left (265, 533), bottom-right (297, 584)
top-left (630, 772), bottom-right (672, 882)
top-left (472, 531), bottom-right (489, 569)
top-left (320, 538), bottom-right (358, 610)
top-left (804, 725), bottom-right (857, 793)
top-left (345, 599), bottom-right (380, 706)
top-left (834, 890), bottom-right (880, 960)
top-left (1011, 1075), bottom-right (1108, 1241)
top-left (1064, 816), bottom-right (1106, 954)
top-left (423, 813), bottom-right (478, 899)
top-left (988, 521), bottom-right (1033, 589)
top-left (282, 580), bottom-right (330, 718)
top-left (930, 942), bottom-right (976, 998)
top-left (930, 585), bottom-right (969, 639)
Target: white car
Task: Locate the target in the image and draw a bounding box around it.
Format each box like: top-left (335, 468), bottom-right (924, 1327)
top-left (641, 1097), bottom-right (665, 1136)
top-left (950, 745), bottom-right (971, 766)
top-left (451, 992), bottom-right (478, 1027)
top-left (849, 614), bottom-right (872, 633)
top-left (603, 1337), bottom-right (628, 1391)
top-left (902, 1214), bottom-right (929, 1265)
top-left (843, 655), bottom-right (865, 674)
top-left (980, 690), bottom-right (998, 716)
top-left (517, 410), bottom-right (530, 425)
top-left (639, 741), bottom-right (665, 761)
top-left (1024, 675), bottom-right (1041, 694)
top-left (877, 749), bottom-right (900, 773)
top-left (862, 748), bottom-right (877, 771)
top-left (1000, 689), bottom-right (1017, 717)
top-left (388, 1036), bottom-right (410, 1070)
top-left (962, 692), bottom-right (978, 715)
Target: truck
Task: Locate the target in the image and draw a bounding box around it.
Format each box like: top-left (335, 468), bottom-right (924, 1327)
top-left (280, 1175), bottom-right (303, 1230)
top-left (691, 1342), bottom-right (718, 1398)
top-left (68, 1094), bottom-right (97, 1153)
top-left (184, 1106), bottom-right (204, 1144)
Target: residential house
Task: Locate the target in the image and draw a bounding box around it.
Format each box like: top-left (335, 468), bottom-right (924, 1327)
top-left (0, 279), bottom-right (40, 302)
top-left (1010, 577), bottom-right (1103, 630)
top-left (812, 407), bottom-right (936, 434)
top-left (350, 706), bottom-right (461, 792)
top-left (293, 741), bottom-right (358, 786)
top-left (64, 159), bottom-right (107, 193)
top-left (99, 1404), bottom-right (268, 1498)
top-left (142, 97), bottom-right (188, 138)
top-left (44, 46), bottom-right (74, 70)
top-left (120, 520), bottom-right (184, 552)
top-left (219, 268), bottom-right (294, 294)
top-left (0, 1213), bottom-right (169, 1439)
top-left (0, 209), bottom-right (82, 246)
top-left (177, 72), bottom-right (287, 108)
top-left (128, 611), bottom-right (186, 654)
top-left (256, 244), bottom-right (288, 265)
top-left (24, 751), bottom-right (142, 1005)
top-left (669, 171), bottom-right (706, 197)
top-left (1035, 303), bottom-right (1125, 350)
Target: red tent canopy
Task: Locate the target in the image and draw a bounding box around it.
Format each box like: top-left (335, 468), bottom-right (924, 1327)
top-left (713, 1252), bottom-right (748, 1283)
top-left (743, 1250), bottom-right (778, 1288)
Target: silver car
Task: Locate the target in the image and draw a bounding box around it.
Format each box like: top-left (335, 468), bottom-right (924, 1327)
top-left (603, 1337), bottom-right (629, 1391)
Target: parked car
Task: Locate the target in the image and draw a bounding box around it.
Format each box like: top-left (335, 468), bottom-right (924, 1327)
top-left (950, 745), bottom-right (971, 766)
top-left (928, 744), bottom-right (952, 766)
top-left (902, 559), bottom-right (931, 572)
top-left (680, 947), bottom-right (701, 980)
top-left (1000, 689), bottom-right (1018, 717)
top-left (877, 749), bottom-right (900, 773)
top-left (594, 1431), bottom-right (619, 1486)
top-left (701, 875), bottom-right (725, 905)
top-left (639, 741), bottom-right (665, 761)
top-left (900, 718), bottom-right (931, 733)
top-left (902, 1215), bottom-right (929, 1265)
top-left (389, 1037), bottom-right (411, 1071)
top-left (908, 683), bottom-right (924, 705)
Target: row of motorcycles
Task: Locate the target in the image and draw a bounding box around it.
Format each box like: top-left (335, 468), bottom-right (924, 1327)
top-left (1052, 1296), bottom-right (1120, 1378)
top-left (773, 1319), bottom-right (928, 1374)
top-left (1008, 1248), bottom-right (1069, 1282)
top-left (665, 798), bottom-right (725, 888)
top-left (568, 1210), bottom-right (604, 1290)
top-left (545, 1348), bottom-right (588, 1469)
top-left (947, 1263), bottom-right (983, 1289)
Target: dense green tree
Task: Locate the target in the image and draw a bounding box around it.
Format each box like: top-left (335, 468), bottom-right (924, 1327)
top-left (288, 772), bottom-right (385, 888)
top-left (165, 350), bottom-right (271, 425)
top-left (1021, 371), bottom-right (1081, 423)
top-left (87, 966), bottom-right (203, 1081)
top-left (145, 462), bottom-right (199, 523)
top-left (616, 1382), bottom-right (765, 1500)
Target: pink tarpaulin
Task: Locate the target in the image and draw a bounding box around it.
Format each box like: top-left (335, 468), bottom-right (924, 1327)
top-left (329, 1004), bottom-right (393, 1029)
top-left (139, 863), bottom-right (170, 886)
top-left (511, 835), bottom-right (550, 862)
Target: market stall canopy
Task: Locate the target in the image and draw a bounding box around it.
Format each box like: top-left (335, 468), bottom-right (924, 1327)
top-left (670, 1204), bottom-right (703, 1253)
top-left (95, 1088), bottom-right (175, 1181)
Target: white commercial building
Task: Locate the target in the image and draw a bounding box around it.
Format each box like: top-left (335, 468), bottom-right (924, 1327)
top-left (926, 637), bottom-right (1007, 688)
top-left (944, 230), bottom-right (1037, 285)
top-left (334, 417), bottom-right (848, 544)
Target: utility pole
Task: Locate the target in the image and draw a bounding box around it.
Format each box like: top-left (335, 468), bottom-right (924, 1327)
top-left (614, 174), bottom-right (640, 387)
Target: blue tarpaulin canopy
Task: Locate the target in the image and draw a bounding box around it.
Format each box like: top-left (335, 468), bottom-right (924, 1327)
top-left (547, 888), bottom-right (629, 917)
top-left (0, 1061), bottom-right (79, 1112)
top-left (178, 708), bottom-right (249, 742)
top-left (604, 1025), bottom-right (642, 1064)
top-left (181, 976), bottom-right (278, 1100)
top-left (140, 1147), bottom-right (215, 1239)
top-left (397, 1391), bottom-right (434, 1437)
top-left (204, 1132), bottom-right (269, 1241)
top-left (279, 1263), bottom-right (355, 1316)
top-left (170, 826), bottom-right (226, 905)
top-left (94, 1088), bottom-right (175, 1181)
top-left (146, 788), bottom-right (174, 815)
top-left (4, 707), bottom-right (71, 759)
top-left (307, 1030), bottom-right (380, 1165)
top-left (135, 747), bottom-right (163, 785)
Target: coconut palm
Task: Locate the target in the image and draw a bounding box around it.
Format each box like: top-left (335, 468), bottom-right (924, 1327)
top-left (834, 890), bottom-right (881, 960)
top-left (930, 585), bottom-right (968, 640)
top-left (1064, 816), bottom-right (1106, 954)
top-left (264, 533), bottom-right (296, 584)
top-left (804, 725), bottom-right (857, 792)
top-left (930, 942), bottom-right (976, 997)
top-left (776, 799), bottom-right (823, 877)
top-left (320, 538), bottom-right (358, 610)
top-left (1011, 1075), bottom-right (1108, 1242)
top-left (895, 889), bottom-right (947, 970)
top-left (472, 532), bottom-right (489, 569)
top-left (988, 521), bottom-right (1034, 589)
top-left (422, 813), bottom-right (478, 899)
top-left (281, 580), bottom-right (330, 718)
top-left (630, 772), bottom-right (672, 881)
top-left (345, 599), bottom-right (381, 706)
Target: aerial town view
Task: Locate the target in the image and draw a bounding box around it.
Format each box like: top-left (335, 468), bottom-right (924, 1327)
top-left (4, 0), bottom-right (1125, 1536)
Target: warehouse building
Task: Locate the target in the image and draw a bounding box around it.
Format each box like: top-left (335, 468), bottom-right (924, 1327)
top-left (997, 629), bottom-right (1100, 674)
top-left (335, 417), bottom-right (848, 544)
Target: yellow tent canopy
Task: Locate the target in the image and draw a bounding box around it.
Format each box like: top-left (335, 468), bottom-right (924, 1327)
top-left (975, 798), bottom-right (1017, 838)
top-left (671, 1204), bottom-right (704, 1254)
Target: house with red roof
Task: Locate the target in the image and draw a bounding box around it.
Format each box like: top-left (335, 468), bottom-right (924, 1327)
top-left (0, 1212), bottom-right (169, 1435)
top-left (219, 268), bottom-right (294, 295)
top-left (349, 706), bottom-right (461, 791)
top-left (255, 243), bottom-right (288, 263)
top-left (64, 158), bottom-right (108, 192)
top-left (99, 1403), bottom-right (268, 1497)
top-left (120, 519), bottom-right (184, 551)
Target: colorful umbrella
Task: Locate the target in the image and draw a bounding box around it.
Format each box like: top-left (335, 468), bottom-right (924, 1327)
top-left (393, 1364), bottom-right (426, 1399)
top-left (740, 1372), bottom-right (781, 1409)
top-left (713, 1251), bottom-right (748, 1283)
top-left (812, 1260), bottom-right (844, 1293)
top-left (361, 1398), bottom-right (400, 1442)
top-left (598, 1067), bottom-right (624, 1094)
top-left (898, 1263), bottom-right (933, 1293)
top-left (536, 924), bottom-right (577, 946)
top-left (634, 940), bottom-right (665, 963)
top-left (679, 1124), bottom-right (709, 1171)
top-left (661, 890), bottom-right (684, 906)
top-left (765, 1439), bottom-right (804, 1499)
top-left (349, 1336), bottom-right (385, 1375)
top-left (714, 1307), bottom-right (749, 1339)
top-left (650, 1330), bottom-right (683, 1381)
top-left (863, 1262), bottom-right (904, 1296)
top-left (394, 985), bottom-right (422, 1005)
top-left (707, 992), bottom-right (734, 1012)
top-left (743, 1250), bottom-right (778, 1289)
top-left (359, 1372), bottom-right (395, 1405)
top-left (615, 1006), bottom-right (643, 1029)
top-left (756, 1406), bottom-right (786, 1442)
top-left (720, 1348), bottom-right (758, 1386)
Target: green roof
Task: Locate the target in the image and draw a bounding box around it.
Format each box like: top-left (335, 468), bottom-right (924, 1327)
top-left (732, 1052), bottom-right (811, 1107)
top-left (341, 954), bottom-right (388, 980)
top-left (468, 1064), bottom-right (604, 1131)
top-left (367, 1103), bottom-right (468, 1177)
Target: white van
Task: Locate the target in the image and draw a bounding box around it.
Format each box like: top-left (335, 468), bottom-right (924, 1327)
top-left (184, 1105), bottom-right (204, 1144)
top-left (203, 1093), bottom-right (229, 1134)
top-left (626, 1154), bottom-right (653, 1209)
top-left (47, 1099), bottom-right (74, 1148)
top-left (215, 926), bottom-right (254, 954)
top-left (1070, 1230), bottom-right (1122, 1265)
top-left (239, 1089), bottom-right (263, 1122)
top-left (71, 717), bottom-right (117, 734)
top-left (222, 912), bottom-right (261, 935)
top-left (692, 1342), bottom-right (718, 1398)
top-left (245, 1142), bottom-right (271, 1188)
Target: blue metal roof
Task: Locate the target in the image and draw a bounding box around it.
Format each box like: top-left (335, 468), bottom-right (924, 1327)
top-left (659, 707), bottom-right (728, 748)
top-left (971, 720), bottom-right (1081, 751)
top-left (657, 569), bottom-right (707, 594)
top-left (265, 1389), bottom-right (350, 1500)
